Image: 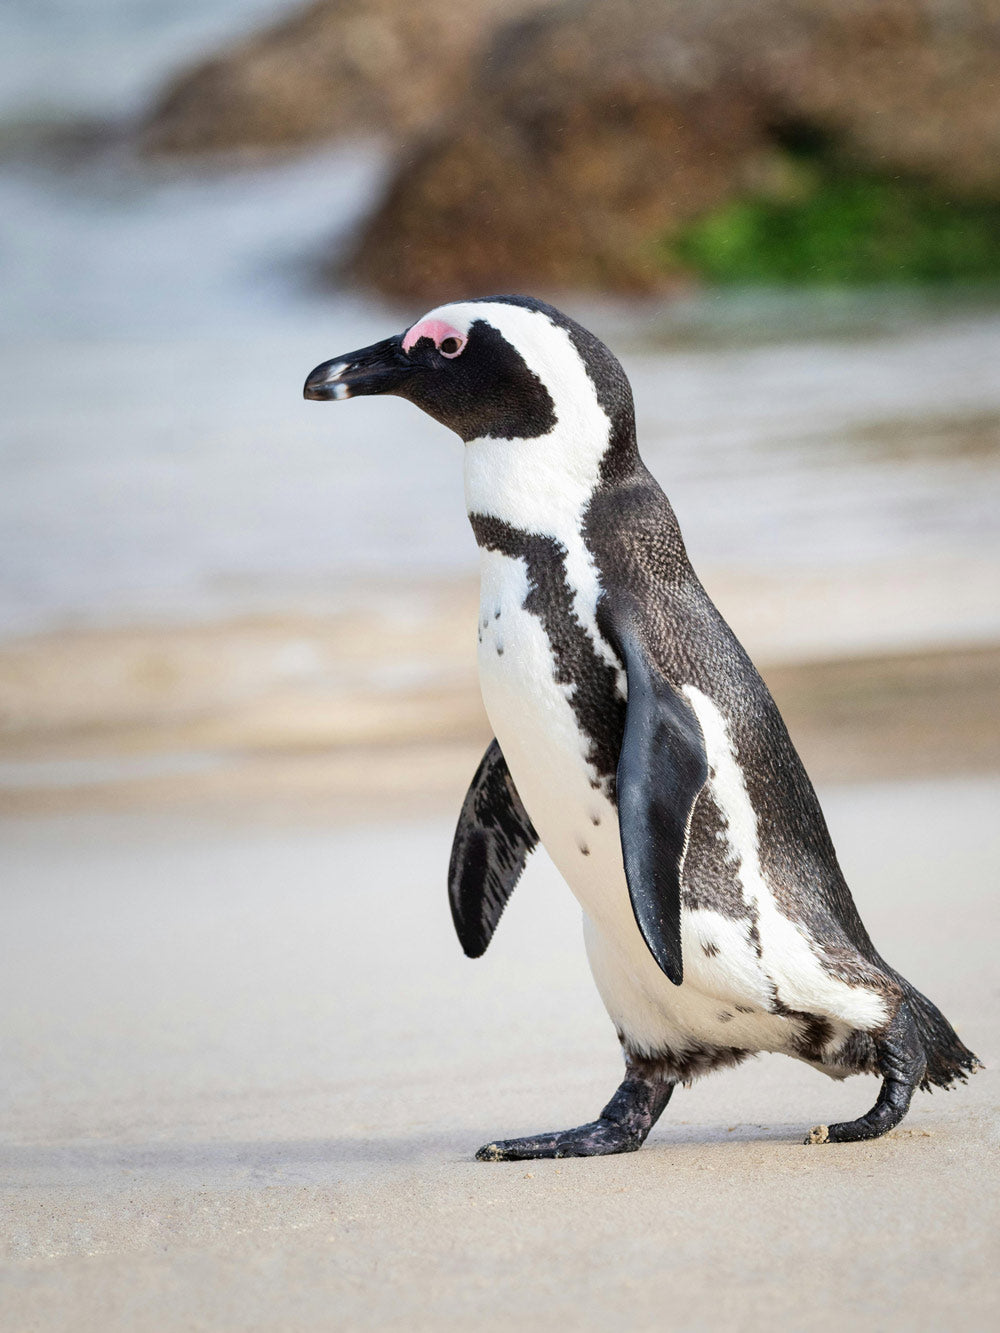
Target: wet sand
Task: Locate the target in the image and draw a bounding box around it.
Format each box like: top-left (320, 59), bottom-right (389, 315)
top-left (2, 776), bottom-right (997, 1331)
top-left (3, 598), bottom-right (1000, 818)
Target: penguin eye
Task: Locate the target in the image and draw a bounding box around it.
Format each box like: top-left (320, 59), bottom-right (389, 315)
top-left (438, 336), bottom-right (464, 358)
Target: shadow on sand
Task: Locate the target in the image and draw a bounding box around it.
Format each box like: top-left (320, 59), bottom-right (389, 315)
top-left (0, 1119), bottom-right (843, 1189)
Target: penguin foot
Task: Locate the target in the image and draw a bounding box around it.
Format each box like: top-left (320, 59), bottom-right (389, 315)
top-left (803, 1001), bottom-right (926, 1145)
top-left (803, 1112), bottom-right (900, 1145)
top-left (476, 1118), bottom-right (641, 1161)
top-left (475, 1068), bottom-right (676, 1162)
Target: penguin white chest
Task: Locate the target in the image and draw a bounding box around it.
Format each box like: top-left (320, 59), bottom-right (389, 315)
top-left (475, 547), bottom-right (616, 879)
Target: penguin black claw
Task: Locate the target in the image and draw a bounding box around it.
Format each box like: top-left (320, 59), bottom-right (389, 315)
top-left (307, 295), bottom-right (980, 1160)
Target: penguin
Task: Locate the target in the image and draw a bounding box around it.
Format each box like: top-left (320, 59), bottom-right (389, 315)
top-left (304, 295), bottom-right (980, 1159)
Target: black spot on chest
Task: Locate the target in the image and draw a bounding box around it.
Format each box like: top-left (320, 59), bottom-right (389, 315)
top-left (469, 513), bottom-right (625, 797)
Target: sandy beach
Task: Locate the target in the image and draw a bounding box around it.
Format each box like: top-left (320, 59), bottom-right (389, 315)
top-left (2, 772), bottom-right (997, 1331)
top-left (3, 8), bottom-right (999, 1319)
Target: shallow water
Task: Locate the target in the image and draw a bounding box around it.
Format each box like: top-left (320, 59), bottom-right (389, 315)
top-left (0, 0), bottom-right (301, 125)
top-left (2, 4), bottom-right (999, 649)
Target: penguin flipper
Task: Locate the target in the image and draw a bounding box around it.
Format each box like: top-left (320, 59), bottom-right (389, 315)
top-left (448, 740), bottom-right (539, 957)
top-left (614, 618), bottom-right (709, 985)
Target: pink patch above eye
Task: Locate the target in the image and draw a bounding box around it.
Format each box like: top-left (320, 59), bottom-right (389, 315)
top-left (402, 317), bottom-right (466, 356)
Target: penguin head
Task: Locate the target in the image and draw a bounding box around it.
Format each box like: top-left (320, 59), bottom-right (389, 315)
top-left (304, 296), bottom-right (637, 469)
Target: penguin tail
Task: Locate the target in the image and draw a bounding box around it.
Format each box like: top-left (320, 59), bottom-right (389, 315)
top-left (898, 978), bottom-right (982, 1090)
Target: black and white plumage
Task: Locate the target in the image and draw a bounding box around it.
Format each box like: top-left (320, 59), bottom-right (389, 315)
top-left (304, 295), bottom-right (979, 1158)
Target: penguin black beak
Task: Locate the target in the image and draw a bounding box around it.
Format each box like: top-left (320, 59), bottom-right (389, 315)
top-left (303, 336), bottom-right (411, 402)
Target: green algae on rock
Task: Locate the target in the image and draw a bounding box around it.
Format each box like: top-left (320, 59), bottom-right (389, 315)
top-left (344, 0), bottom-right (1000, 301)
top-left (669, 145), bottom-right (1000, 286)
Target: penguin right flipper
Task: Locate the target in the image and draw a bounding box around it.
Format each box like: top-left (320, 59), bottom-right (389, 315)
top-left (448, 740), bottom-right (539, 958)
top-left (612, 614), bottom-right (709, 986)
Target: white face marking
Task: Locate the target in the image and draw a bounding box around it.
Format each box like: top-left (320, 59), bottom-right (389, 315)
top-left (419, 301), bottom-right (612, 526)
top-left (415, 300), bottom-right (625, 689)
top-left (682, 686), bottom-right (889, 1034)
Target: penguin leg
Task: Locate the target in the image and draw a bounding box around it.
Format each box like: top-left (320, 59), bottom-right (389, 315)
top-left (805, 1001), bottom-right (926, 1145)
top-left (475, 1069), bottom-right (675, 1162)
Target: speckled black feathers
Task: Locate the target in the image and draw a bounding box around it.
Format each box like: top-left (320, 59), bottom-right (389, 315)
top-left (584, 464), bottom-right (980, 1088)
top-left (449, 740), bottom-right (539, 957)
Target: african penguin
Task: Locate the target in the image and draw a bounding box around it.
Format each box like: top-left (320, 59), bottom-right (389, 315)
top-left (304, 295), bottom-right (979, 1159)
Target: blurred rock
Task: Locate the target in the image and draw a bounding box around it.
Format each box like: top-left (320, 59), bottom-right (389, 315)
top-left (142, 0), bottom-right (545, 156)
top-left (348, 0), bottom-right (1000, 300)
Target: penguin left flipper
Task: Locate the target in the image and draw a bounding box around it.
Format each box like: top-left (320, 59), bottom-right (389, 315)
top-left (448, 740), bottom-right (539, 958)
top-left (612, 613), bottom-right (709, 986)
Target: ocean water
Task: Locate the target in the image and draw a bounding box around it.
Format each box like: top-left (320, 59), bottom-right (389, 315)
top-left (0, 0), bottom-right (301, 125)
top-left (2, 1), bottom-right (999, 650)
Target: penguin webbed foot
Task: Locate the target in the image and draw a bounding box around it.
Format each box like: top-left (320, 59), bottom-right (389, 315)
top-left (476, 1070), bottom-right (676, 1162)
top-left (804, 1001), bottom-right (926, 1146)
top-left (476, 1118), bottom-right (640, 1161)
